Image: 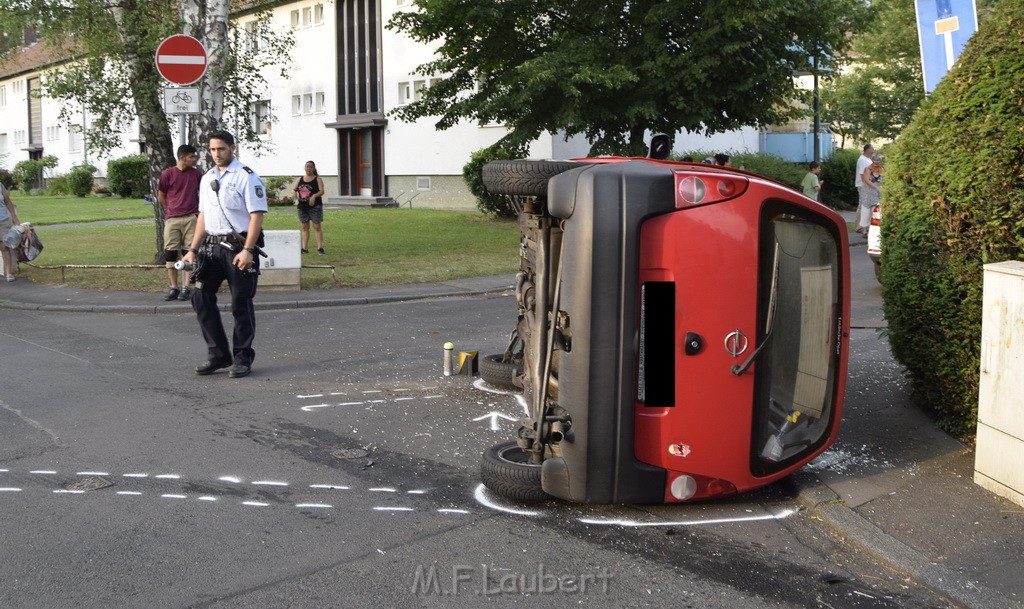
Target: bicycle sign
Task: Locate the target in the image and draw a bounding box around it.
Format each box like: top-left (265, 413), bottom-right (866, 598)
top-left (163, 87), bottom-right (200, 114)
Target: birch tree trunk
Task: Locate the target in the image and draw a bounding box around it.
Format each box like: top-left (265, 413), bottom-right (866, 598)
top-left (111, 0), bottom-right (176, 261)
top-left (182, 0), bottom-right (230, 157)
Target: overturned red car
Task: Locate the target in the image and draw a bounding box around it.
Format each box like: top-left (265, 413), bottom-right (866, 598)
top-left (480, 151), bottom-right (850, 504)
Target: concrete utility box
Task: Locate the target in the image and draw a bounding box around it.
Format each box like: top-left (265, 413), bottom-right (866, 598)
top-left (259, 229), bottom-right (301, 291)
top-left (975, 261), bottom-right (1024, 508)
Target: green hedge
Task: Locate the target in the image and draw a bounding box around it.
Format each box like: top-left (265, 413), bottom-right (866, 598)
top-left (820, 148), bottom-right (860, 209)
top-left (881, 0), bottom-right (1024, 437)
top-left (68, 165), bottom-right (97, 197)
top-left (107, 154), bottom-right (150, 198)
top-left (463, 143), bottom-right (529, 218)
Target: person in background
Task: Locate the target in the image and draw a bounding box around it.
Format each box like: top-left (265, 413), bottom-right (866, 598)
top-left (802, 161), bottom-right (824, 201)
top-left (713, 153), bottom-right (731, 167)
top-left (0, 182), bottom-right (21, 282)
top-left (157, 144), bottom-right (202, 300)
top-left (855, 144), bottom-right (875, 234)
top-left (180, 130), bottom-right (268, 379)
top-left (292, 160), bottom-right (326, 255)
top-left (860, 153), bottom-right (884, 225)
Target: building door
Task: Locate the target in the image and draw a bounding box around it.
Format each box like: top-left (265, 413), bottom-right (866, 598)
top-left (356, 130), bottom-right (373, 196)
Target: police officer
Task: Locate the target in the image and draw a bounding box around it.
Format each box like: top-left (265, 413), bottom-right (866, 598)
top-left (181, 130), bottom-right (268, 379)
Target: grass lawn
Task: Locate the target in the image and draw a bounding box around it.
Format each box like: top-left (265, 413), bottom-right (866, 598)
top-left (18, 208), bottom-right (520, 292)
top-left (9, 193), bottom-right (155, 225)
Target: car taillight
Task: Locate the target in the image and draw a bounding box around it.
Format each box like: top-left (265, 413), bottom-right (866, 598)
top-left (667, 472), bottom-right (738, 501)
top-left (871, 205), bottom-right (881, 226)
top-left (674, 171), bottom-right (748, 208)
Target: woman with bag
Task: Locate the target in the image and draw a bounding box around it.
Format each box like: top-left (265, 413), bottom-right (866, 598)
top-left (291, 160), bottom-right (326, 255)
top-left (0, 183), bottom-right (20, 282)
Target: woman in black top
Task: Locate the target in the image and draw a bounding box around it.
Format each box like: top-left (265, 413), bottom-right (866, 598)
top-left (292, 160), bottom-right (327, 254)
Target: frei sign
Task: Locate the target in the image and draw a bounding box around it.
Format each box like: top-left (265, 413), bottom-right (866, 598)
top-left (915, 0), bottom-right (979, 93)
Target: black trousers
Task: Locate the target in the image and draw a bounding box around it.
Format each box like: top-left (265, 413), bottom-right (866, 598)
top-left (191, 246), bottom-right (259, 366)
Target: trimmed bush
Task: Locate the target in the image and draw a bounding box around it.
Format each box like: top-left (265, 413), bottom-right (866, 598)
top-left (820, 148), bottom-right (860, 209)
top-left (67, 165), bottom-right (97, 197)
top-left (463, 143), bottom-right (529, 218)
top-left (263, 175), bottom-right (292, 205)
top-left (107, 154), bottom-right (150, 198)
top-left (0, 168), bottom-right (13, 191)
top-left (730, 153), bottom-right (806, 190)
top-left (881, 1), bottom-right (1024, 437)
top-left (12, 159), bottom-right (42, 192)
top-left (45, 175), bottom-right (71, 196)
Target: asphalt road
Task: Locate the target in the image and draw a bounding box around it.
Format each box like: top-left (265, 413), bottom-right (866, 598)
top-left (0, 248), bottom-right (951, 608)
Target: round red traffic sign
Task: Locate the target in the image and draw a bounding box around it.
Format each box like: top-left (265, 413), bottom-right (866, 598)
top-left (155, 35), bottom-right (208, 85)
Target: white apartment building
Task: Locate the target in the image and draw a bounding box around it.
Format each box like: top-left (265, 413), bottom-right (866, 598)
top-left (0, 1), bottom-right (814, 210)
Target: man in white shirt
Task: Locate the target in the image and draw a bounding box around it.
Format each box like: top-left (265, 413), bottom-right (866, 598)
top-left (855, 144), bottom-right (874, 233)
top-left (181, 130), bottom-right (268, 379)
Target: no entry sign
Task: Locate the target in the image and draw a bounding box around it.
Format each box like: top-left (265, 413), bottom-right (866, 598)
top-left (155, 35), bottom-right (208, 85)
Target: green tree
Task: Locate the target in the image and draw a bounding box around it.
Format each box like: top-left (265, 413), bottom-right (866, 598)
top-left (389, 0), bottom-right (867, 156)
top-left (881, 0), bottom-right (1024, 437)
top-left (827, 0), bottom-right (998, 142)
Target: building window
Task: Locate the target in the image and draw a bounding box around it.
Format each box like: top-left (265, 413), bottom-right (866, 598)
top-left (13, 80), bottom-right (23, 94)
top-left (0, 85), bottom-right (6, 108)
top-left (252, 100), bottom-right (271, 136)
top-left (314, 92), bottom-right (325, 113)
top-left (313, 3), bottom-right (325, 25)
top-left (245, 21), bottom-right (265, 53)
top-left (302, 6), bottom-right (312, 27)
top-left (291, 95), bottom-right (302, 115)
top-left (303, 93), bottom-right (313, 114)
top-left (413, 79), bottom-right (427, 102)
top-left (290, 9), bottom-right (300, 28)
top-left (398, 82), bottom-right (411, 105)
top-left (416, 177), bottom-right (432, 191)
top-left (0, 133), bottom-right (7, 154)
top-left (69, 125), bottom-right (82, 153)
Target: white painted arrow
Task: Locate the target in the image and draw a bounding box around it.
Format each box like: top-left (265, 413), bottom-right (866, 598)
top-left (472, 411), bottom-right (518, 431)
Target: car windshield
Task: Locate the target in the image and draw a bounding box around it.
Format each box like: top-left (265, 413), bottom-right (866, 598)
top-left (752, 205), bottom-right (841, 471)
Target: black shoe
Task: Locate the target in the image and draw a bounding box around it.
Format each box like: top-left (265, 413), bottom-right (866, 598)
top-left (301, 248), bottom-right (309, 253)
top-left (196, 358), bottom-right (232, 375)
top-left (164, 288), bottom-right (180, 301)
top-left (178, 287), bottom-right (191, 301)
top-left (317, 248), bottom-right (325, 255)
top-left (229, 364), bottom-right (251, 379)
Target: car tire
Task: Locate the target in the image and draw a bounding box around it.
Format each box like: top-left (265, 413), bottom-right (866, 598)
top-left (482, 160), bottom-right (579, 197)
top-left (481, 441), bottom-right (550, 502)
top-left (480, 354), bottom-right (522, 389)
top-left (873, 259), bottom-right (881, 282)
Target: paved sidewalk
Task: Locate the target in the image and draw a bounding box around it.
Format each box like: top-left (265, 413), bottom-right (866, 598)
top-left (0, 274), bottom-right (516, 314)
top-left (2, 250), bottom-right (1023, 608)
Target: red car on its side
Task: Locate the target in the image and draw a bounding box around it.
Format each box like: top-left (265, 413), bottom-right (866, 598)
top-left (481, 153), bottom-right (850, 504)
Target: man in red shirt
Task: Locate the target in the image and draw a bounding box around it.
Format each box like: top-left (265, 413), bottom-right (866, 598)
top-left (157, 145), bottom-right (202, 300)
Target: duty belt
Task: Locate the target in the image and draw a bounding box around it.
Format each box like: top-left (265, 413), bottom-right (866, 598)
top-left (202, 234), bottom-right (238, 244)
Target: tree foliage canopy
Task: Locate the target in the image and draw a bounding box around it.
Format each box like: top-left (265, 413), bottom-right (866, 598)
top-left (389, 0), bottom-right (867, 155)
top-left (823, 0), bottom-right (998, 143)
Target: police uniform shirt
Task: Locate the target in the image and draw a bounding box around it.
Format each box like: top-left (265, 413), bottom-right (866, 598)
top-left (199, 158), bottom-right (269, 235)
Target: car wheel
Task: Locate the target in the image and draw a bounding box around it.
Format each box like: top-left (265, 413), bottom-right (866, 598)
top-left (873, 259), bottom-right (881, 282)
top-left (480, 353), bottom-right (522, 389)
top-left (481, 441), bottom-right (550, 502)
top-left (482, 160), bottom-right (579, 197)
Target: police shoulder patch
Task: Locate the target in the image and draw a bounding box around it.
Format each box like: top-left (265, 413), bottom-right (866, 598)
top-left (255, 186), bottom-right (264, 198)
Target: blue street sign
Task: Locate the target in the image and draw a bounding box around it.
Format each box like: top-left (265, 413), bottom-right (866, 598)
top-left (915, 0), bottom-right (978, 93)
